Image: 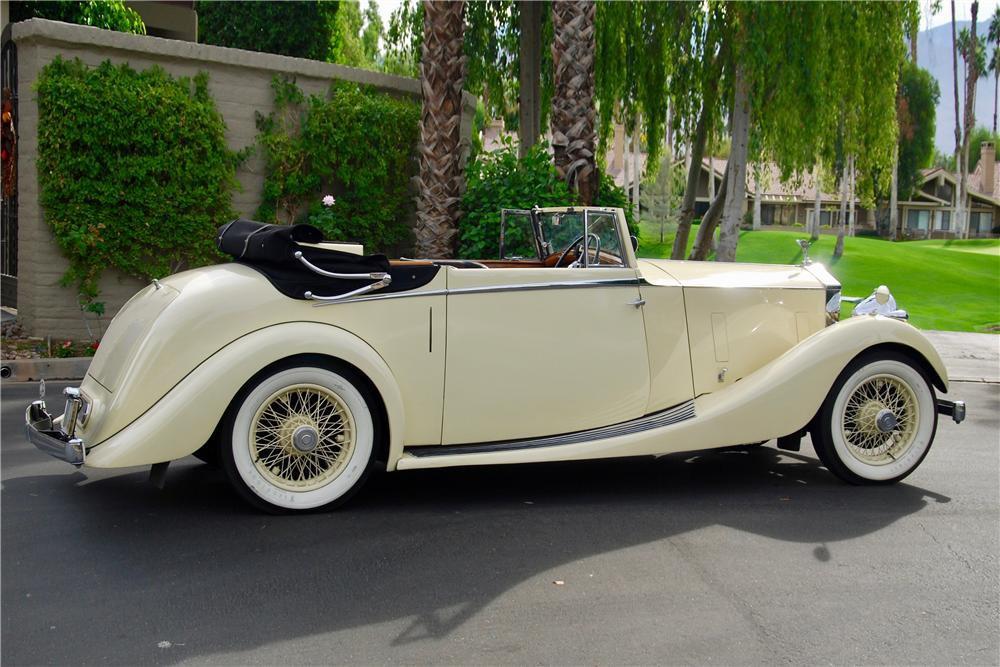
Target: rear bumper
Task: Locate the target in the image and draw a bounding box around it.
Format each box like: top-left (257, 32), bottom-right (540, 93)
top-left (25, 397), bottom-right (86, 466)
top-left (936, 399), bottom-right (967, 424)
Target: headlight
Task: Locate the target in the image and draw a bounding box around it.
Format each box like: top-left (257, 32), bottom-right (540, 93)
top-left (825, 287), bottom-right (842, 325)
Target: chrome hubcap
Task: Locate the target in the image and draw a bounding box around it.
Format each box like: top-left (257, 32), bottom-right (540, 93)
top-left (875, 408), bottom-right (898, 433)
top-left (291, 425), bottom-right (320, 452)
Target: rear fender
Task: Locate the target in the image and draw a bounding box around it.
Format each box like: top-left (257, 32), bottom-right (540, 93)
top-left (85, 322), bottom-right (404, 469)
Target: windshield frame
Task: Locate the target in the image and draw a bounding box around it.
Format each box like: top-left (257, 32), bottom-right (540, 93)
top-left (499, 208), bottom-right (544, 260)
top-left (499, 207), bottom-right (630, 268)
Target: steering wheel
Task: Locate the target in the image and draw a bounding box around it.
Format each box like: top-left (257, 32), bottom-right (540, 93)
top-left (555, 233), bottom-right (601, 267)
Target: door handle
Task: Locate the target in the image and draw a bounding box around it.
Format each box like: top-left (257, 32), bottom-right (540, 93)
top-left (629, 297), bottom-right (646, 309)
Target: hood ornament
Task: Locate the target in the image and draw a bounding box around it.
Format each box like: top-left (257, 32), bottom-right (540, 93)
top-left (797, 239), bottom-right (813, 266)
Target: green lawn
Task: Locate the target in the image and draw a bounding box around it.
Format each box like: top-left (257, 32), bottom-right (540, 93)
top-left (636, 223), bottom-right (1000, 333)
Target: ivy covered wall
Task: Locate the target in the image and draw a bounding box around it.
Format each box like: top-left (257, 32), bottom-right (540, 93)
top-left (9, 18), bottom-right (476, 339)
top-left (36, 58), bottom-right (245, 303)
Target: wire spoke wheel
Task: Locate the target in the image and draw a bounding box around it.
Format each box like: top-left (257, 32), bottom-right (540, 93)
top-left (249, 383), bottom-right (356, 492)
top-left (815, 353), bottom-right (937, 485)
top-left (840, 373), bottom-right (919, 465)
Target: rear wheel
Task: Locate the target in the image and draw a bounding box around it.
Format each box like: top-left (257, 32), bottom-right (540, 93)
top-left (221, 363), bottom-right (378, 513)
top-left (813, 352), bottom-right (937, 485)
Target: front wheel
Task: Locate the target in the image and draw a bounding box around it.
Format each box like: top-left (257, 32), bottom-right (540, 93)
top-left (812, 352), bottom-right (937, 485)
top-left (221, 363), bottom-right (378, 513)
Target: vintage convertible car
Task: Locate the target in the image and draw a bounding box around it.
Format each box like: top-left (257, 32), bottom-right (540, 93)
top-left (26, 207), bottom-right (966, 512)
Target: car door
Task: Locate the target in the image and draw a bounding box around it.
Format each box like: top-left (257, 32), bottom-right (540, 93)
top-left (440, 209), bottom-right (651, 445)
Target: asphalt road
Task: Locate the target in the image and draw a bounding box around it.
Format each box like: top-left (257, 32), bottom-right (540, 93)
top-left (2, 380), bottom-right (998, 665)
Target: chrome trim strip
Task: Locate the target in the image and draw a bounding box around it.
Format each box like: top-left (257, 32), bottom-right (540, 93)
top-left (304, 275), bottom-right (393, 301)
top-left (311, 277), bottom-right (640, 306)
top-left (448, 278), bottom-right (639, 295)
top-left (406, 400), bottom-right (696, 457)
top-left (293, 251), bottom-right (389, 281)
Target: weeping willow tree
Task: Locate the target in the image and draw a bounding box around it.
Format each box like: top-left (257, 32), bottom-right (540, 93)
top-left (593, 2), bottom-right (682, 174)
top-left (683, 1), bottom-right (914, 262)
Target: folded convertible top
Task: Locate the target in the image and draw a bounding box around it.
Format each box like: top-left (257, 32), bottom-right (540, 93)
top-left (216, 219), bottom-right (438, 300)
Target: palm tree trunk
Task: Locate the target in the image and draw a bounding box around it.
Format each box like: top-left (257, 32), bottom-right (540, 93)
top-left (551, 0), bottom-right (598, 205)
top-left (961, 2), bottom-right (981, 239)
top-left (415, 0), bottom-right (466, 258)
top-left (951, 0), bottom-right (965, 236)
top-left (994, 68), bottom-right (998, 134)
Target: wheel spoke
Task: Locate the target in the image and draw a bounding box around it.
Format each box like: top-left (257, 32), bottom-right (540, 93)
top-left (248, 384), bottom-right (356, 491)
top-left (840, 373), bottom-right (919, 465)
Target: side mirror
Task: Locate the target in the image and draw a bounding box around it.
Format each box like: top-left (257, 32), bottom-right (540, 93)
top-left (630, 235), bottom-right (639, 252)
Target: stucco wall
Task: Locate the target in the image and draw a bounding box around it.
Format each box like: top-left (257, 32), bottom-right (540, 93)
top-left (9, 18), bottom-right (475, 339)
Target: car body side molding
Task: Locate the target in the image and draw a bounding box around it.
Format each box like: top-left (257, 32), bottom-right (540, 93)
top-left (405, 399), bottom-right (696, 457)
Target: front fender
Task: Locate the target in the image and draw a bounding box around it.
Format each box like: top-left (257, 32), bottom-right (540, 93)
top-left (676, 314), bottom-right (949, 449)
top-left (85, 322), bottom-right (405, 469)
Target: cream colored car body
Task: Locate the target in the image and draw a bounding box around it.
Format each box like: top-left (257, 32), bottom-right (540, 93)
top-left (66, 208), bottom-right (949, 473)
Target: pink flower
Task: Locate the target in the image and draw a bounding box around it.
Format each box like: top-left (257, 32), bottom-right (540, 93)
top-left (322, 195), bottom-right (336, 207)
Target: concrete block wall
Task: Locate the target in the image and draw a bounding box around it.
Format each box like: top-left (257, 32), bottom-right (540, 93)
top-left (8, 19), bottom-right (475, 339)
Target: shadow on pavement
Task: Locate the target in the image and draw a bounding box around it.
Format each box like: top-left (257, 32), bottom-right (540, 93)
top-left (1, 446), bottom-right (950, 664)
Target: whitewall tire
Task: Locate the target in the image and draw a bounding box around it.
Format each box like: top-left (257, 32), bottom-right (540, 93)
top-left (222, 363), bottom-right (377, 512)
top-left (813, 352), bottom-right (937, 485)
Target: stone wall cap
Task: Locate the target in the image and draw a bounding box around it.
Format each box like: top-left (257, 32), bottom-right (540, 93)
top-left (10, 18), bottom-right (478, 111)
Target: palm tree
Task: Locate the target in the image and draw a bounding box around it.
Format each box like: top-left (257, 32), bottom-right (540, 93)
top-left (550, 0), bottom-right (598, 205)
top-left (951, 0), bottom-right (963, 235)
top-left (414, 0), bottom-right (466, 258)
top-left (959, 3), bottom-right (982, 239)
top-left (989, 6), bottom-right (1000, 132)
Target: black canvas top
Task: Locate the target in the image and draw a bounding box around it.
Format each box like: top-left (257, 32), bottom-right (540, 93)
top-left (217, 219), bottom-right (439, 300)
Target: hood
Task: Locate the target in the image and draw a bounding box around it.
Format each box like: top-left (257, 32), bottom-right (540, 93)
top-left (638, 258), bottom-right (832, 290)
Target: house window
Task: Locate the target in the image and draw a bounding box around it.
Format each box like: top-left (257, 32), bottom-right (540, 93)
top-left (970, 211), bottom-right (993, 235)
top-left (906, 209), bottom-right (930, 230)
top-left (761, 204), bottom-right (775, 225)
top-left (937, 210), bottom-right (951, 231)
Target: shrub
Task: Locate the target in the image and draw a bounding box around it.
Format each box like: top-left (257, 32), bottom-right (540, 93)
top-left (459, 139), bottom-right (637, 259)
top-left (196, 0), bottom-right (340, 62)
top-left (36, 57), bottom-right (244, 302)
top-left (11, 0), bottom-right (145, 34)
top-left (255, 78), bottom-right (420, 252)
top-left (459, 139), bottom-right (572, 259)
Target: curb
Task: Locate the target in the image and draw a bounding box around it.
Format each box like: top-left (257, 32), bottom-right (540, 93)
top-left (0, 357), bottom-right (92, 382)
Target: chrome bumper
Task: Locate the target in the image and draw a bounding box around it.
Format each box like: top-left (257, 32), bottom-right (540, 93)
top-left (25, 390), bottom-right (86, 467)
top-left (936, 399), bottom-right (967, 425)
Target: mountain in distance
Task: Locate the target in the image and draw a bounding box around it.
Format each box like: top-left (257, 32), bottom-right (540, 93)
top-left (918, 20), bottom-right (997, 154)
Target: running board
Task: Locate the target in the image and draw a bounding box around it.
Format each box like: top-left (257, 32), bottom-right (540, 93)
top-left (403, 400), bottom-right (696, 461)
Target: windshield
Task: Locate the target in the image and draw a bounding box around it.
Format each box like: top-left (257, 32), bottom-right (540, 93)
top-left (537, 210), bottom-right (625, 266)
